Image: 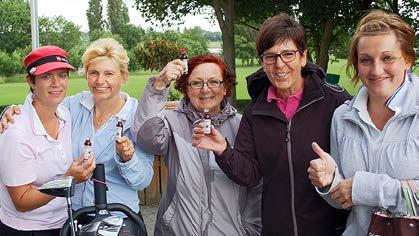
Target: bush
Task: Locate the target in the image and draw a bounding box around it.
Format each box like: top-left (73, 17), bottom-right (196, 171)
top-left (0, 50), bottom-right (23, 77)
top-left (134, 39), bottom-right (180, 72)
top-left (128, 49), bottom-right (140, 72)
top-left (68, 43), bottom-right (87, 70)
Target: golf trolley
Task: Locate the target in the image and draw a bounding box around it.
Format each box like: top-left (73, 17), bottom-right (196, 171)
top-left (39, 164), bottom-right (147, 236)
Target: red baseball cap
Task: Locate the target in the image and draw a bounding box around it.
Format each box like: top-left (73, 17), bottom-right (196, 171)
top-left (24, 46), bottom-right (76, 76)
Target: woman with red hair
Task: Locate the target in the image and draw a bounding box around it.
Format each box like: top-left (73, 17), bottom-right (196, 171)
top-left (132, 54), bottom-right (262, 235)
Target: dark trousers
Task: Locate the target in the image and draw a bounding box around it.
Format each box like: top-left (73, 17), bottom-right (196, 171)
top-left (0, 220), bottom-right (60, 236)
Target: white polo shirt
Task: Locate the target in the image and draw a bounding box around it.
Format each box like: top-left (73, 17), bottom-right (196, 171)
top-left (0, 94), bottom-right (73, 230)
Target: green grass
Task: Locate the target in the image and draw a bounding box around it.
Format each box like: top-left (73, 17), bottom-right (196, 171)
top-left (1, 59), bottom-right (418, 107)
top-left (0, 72), bottom-right (154, 106)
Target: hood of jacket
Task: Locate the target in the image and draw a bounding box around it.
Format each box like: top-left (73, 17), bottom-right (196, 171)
top-left (246, 62), bottom-right (327, 100)
top-left (174, 98), bottom-right (238, 127)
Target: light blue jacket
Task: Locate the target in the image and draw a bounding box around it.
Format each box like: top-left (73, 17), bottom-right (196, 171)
top-left (320, 74), bottom-right (419, 235)
top-left (62, 91), bottom-right (154, 214)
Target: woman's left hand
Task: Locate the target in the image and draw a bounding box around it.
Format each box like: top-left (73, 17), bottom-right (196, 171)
top-left (116, 136), bottom-right (135, 162)
top-left (330, 177), bottom-right (353, 209)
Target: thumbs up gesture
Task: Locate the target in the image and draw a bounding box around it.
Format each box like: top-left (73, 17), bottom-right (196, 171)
top-left (308, 142), bottom-right (337, 188)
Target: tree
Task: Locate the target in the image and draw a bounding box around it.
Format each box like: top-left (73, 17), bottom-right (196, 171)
top-left (0, 0), bottom-right (31, 53)
top-left (39, 16), bottom-right (83, 52)
top-left (106, 0), bottom-right (145, 50)
top-left (133, 0), bottom-right (294, 104)
top-left (179, 27), bottom-right (209, 56)
top-left (204, 31), bottom-right (222, 41)
top-left (235, 24), bottom-right (258, 66)
top-left (107, 0), bottom-right (130, 35)
top-left (141, 28), bottom-right (208, 58)
top-left (134, 0), bottom-right (418, 101)
top-left (134, 0), bottom-right (238, 104)
top-left (86, 0), bottom-right (105, 33)
top-left (0, 50), bottom-right (23, 76)
top-left (119, 24), bottom-right (145, 49)
top-left (68, 43), bottom-right (87, 70)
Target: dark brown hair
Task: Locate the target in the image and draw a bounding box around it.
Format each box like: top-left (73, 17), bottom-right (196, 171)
top-left (175, 54), bottom-right (236, 99)
top-left (347, 10), bottom-right (415, 83)
top-left (256, 13), bottom-right (307, 57)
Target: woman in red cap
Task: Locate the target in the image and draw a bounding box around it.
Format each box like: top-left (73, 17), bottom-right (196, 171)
top-left (0, 46), bottom-right (95, 236)
top-left (0, 38), bottom-right (154, 222)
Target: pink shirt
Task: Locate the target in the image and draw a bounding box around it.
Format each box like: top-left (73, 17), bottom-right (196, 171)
top-left (0, 94), bottom-right (72, 230)
top-left (267, 85), bottom-right (304, 121)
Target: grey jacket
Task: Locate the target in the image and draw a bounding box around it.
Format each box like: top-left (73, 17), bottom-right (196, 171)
top-left (320, 73), bottom-right (419, 235)
top-left (132, 78), bottom-right (262, 236)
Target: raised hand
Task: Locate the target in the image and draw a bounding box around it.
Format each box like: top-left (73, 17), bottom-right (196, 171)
top-left (192, 123), bottom-right (227, 155)
top-left (308, 142), bottom-right (336, 188)
top-left (153, 59), bottom-right (185, 90)
top-left (0, 105), bottom-right (21, 133)
top-left (331, 177), bottom-right (353, 209)
top-left (66, 154), bottom-right (96, 183)
top-left (116, 136), bottom-right (135, 162)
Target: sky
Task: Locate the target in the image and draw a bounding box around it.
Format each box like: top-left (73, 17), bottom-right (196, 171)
top-left (36, 0), bottom-right (220, 32)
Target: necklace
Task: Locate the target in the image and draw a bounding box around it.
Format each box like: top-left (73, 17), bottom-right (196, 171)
top-left (93, 109), bottom-right (110, 126)
top-left (93, 98), bottom-right (126, 127)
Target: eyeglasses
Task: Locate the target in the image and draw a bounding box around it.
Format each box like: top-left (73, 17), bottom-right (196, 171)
top-left (260, 49), bottom-right (301, 65)
top-left (188, 80), bottom-right (224, 89)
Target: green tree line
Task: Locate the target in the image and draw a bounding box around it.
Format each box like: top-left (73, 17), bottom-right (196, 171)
top-left (0, 0), bottom-right (222, 76)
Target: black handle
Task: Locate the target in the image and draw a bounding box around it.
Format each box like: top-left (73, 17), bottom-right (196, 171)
top-left (92, 164), bottom-right (107, 210)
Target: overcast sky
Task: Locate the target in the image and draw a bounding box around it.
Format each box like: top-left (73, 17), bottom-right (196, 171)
top-left (37, 0), bottom-right (220, 32)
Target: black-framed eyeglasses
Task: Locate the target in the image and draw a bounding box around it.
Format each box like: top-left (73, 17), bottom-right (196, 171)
top-left (188, 80), bottom-right (224, 89)
top-left (260, 49), bottom-right (301, 65)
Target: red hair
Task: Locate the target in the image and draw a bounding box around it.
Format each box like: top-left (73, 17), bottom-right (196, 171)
top-left (175, 54), bottom-right (236, 99)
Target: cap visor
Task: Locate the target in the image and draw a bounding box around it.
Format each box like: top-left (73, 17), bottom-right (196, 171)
top-left (31, 62), bottom-right (76, 76)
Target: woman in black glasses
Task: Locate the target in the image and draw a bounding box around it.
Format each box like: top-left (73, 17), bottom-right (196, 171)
top-left (132, 54), bottom-right (262, 236)
top-left (192, 13), bottom-right (351, 236)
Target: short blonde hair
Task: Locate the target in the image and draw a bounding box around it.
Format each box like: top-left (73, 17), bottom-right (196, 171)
top-left (347, 10), bottom-right (415, 84)
top-left (82, 38), bottom-right (129, 75)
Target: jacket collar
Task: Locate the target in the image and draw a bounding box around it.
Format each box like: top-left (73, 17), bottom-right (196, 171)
top-left (79, 91), bottom-right (133, 124)
top-left (24, 93), bottom-right (68, 138)
top-left (247, 63), bottom-right (326, 121)
top-left (175, 98), bottom-right (237, 127)
top-left (343, 73), bottom-right (418, 121)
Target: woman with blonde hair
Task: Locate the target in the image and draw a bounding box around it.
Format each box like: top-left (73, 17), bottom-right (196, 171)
top-left (66, 38), bottom-right (154, 218)
top-left (308, 10), bottom-right (418, 235)
top-left (1, 38), bottom-right (154, 220)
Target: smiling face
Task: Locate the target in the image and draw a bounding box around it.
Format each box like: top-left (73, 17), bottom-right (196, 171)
top-left (186, 63), bottom-right (226, 114)
top-left (28, 68), bottom-right (68, 108)
top-left (357, 32), bottom-right (412, 100)
top-left (86, 58), bottom-right (127, 103)
top-left (262, 39), bottom-right (307, 99)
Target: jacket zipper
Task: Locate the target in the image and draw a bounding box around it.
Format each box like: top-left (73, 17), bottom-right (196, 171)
top-left (287, 96), bottom-right (324, 236)
top-left (285, 122), bottom-right (298, 236)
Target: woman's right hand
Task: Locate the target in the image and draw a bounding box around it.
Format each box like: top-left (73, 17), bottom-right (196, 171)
top-left (153, 59), bottom-right (184, 90)
top-left (0, 105), bottom-right (21, 133)
top-left (192, 123), bottom-right (228, 155)
top-left (65, 154), bottom-right (96, 183)
top-left (308, 142), bottom-right (336, 188)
